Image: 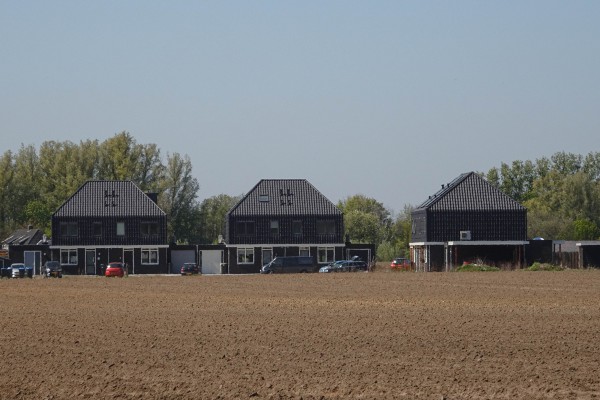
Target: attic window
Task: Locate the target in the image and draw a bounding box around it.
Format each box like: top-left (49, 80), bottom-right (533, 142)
top-left (259, 194), bottom-right (270, 202)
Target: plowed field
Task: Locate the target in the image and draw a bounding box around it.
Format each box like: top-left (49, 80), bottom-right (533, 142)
top-left (1, 271), bottom-right (600, 399)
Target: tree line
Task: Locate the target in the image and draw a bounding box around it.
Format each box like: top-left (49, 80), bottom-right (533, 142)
top-left (0, 132), bottom-right (240, 244)
top-left (1, 133), bottom-right (598, 259)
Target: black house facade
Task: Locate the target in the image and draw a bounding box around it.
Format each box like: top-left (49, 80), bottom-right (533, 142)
top-left (410, 172), bottom-right (528, 271)
top-left (50, 181), bottom-right (168, 274)
top-left (224, 179), bottom-right (347, 273)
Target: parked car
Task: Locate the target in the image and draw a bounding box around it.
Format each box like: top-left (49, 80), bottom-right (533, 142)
top-left (105, 262), bottom-right (125, 277)
top-left (390, 257), bottom-right (411, 270)
top-left (44, 261), bottom-right (63, 278)
top-left (318, 261), bottom-right (344, 273)
top-left (260, 256), bottom-right (317, 274)
top-left (180, 263), bottom-right (200, 275)
top-left (11, 263), bottom-right (33, 278)
top-left (319, 260), bottom-right (368, 273)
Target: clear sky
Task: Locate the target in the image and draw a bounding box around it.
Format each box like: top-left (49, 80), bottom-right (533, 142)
top-left (2, 1), bottom-right (599, 214)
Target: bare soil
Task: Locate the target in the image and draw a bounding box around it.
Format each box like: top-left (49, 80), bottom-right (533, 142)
top-left (1, 271), bottom-right (600, 399)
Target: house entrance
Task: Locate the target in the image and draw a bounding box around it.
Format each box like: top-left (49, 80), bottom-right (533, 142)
top-left (124, 249), bottom-right (134, 274)
top-left (85, 250), bottom-right (96, 275)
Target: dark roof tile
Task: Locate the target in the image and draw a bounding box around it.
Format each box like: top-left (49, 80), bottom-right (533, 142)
top-left (227, 179), bottom-right (341, 217)
top-left (416, 172), bottom-right (525, 211)
top-left (53, 181), bottom-right (166, 218)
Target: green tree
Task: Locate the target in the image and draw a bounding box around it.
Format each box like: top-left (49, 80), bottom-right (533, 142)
top-left (337, 194), bottom-right (391, 247)
top-left (572, 218), bottom-right (600, 240)
top-left (25, 200), bottom-right (52, 235)
top-left (344, 210), bottom-right (382, 245)
top-left (159, 153), bottom-right (201, 243)
top-left (0, 150), bottom-right (15, 237)
top-left (198, 194), bottom-right (241, 243)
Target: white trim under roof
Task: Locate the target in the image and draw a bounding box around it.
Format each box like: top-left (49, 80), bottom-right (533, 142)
top-left (226, 243), bottom-right (345, 248)
top-left (409, 242), bottom-right (445, 246)
top-left (447, 241), bottom-right (529, 246)
top-left (576, 241), bottom-right (600, 246)
top-left (50, 245), bottom-right (170, 249)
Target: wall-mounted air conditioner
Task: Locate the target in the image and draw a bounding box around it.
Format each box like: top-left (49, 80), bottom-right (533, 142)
top-left (460, 231), bottom-right (471, 241)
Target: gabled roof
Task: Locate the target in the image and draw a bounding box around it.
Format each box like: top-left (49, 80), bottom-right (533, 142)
top-left (416, 172), bottom-right (525, 211)
top-left (2, 228), bottom-right (46, 246)
top-left (227, 179), bottom-right (342, 217)
top-left (53, 181), bottom-right (166, 218)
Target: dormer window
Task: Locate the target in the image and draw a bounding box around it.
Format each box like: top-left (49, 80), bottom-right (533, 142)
top-left (259, 194), bottom-right (270, 202)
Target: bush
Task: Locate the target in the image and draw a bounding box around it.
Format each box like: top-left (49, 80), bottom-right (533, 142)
top-left (456, 264), bottom-right (500, 272)
top-left (526, 262), bottom-right (564, 271)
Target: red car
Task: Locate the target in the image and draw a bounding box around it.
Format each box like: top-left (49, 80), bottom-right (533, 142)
top-left (105, 262), bottom-right (125, 277)
top-left (390, 257), bottom-right (411, 270)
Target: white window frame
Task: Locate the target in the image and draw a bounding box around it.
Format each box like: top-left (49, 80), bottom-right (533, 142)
top-left (317, 247), bottom-right (335, 264)
top-left (299, 246), bottom-right (310, 257)
top-left (60, 249), bottom-right (78, 265)
top-left (141, 248), bottom-right (159, 265)
top-left (237, 248), bottom-right (255, 264)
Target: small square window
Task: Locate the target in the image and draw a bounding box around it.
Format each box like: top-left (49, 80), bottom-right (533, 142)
top-left (116, 222), bottom-right (125, 236)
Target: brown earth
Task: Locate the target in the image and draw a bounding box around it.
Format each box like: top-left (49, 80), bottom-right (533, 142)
top-left (1, 270), bottom-right (600, 399)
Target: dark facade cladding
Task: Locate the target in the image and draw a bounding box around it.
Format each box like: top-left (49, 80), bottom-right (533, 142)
top-left (412, 172), bottom-right (527, 242)
top-left (50, 181), bottom-right (168, 274)
top-left (226, 179), bottom-right (344, 244)
top-left (410, 172), bottom-right (528, 271)
top-left (225, 179), bottom-right (346, 273)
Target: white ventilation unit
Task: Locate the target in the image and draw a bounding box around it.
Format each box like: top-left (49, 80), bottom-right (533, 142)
top-left (460, 231), bottom-right (472, 241)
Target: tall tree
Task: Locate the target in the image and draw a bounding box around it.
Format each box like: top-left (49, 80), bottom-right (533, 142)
top-left (198, 194), bottom-right (241, 243)
top-left (97, 132), bottom-right (141, 181)
top-left (159, 153), bottom-right (201, 243)
top-left (338, 194), bottom-right (391, 247)
top-left (0, 151), bottom-right (15, 237)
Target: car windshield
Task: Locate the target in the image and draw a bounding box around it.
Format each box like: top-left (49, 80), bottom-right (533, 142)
top-left (108, 264), bottom-right (122, 269)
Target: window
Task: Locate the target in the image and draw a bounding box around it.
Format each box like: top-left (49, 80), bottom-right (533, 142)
top-left (318, 247), bottom-right (335, 263)
top-left (258, 194), bottom-right (270, 202)
top-left (237, 221), bottom-right (255, 235)
top-left (60, 249), bottom-right (78, 265)
top-left (270, 220), bottom-right (279, 236)
top-left (116, 222), bottom-right (125, 236)
top-left (299, 247), bottom-right (310, 257)
top-left (316, 220), bottom-right (336, 235)
top-left (140, 222), bottom-right (159, 236)
top-left (292, 220), bottom-right (303, 236)
top-left (237, 248), bottom-right (254, 264)
top-left (141, 248), bottom-right (159, 264)
top-left (93, 222), bottom-right (102, 237)
top-left (60, 222), bottom-right (78, 237)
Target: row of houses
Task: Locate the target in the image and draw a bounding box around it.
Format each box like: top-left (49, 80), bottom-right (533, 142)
top-left (3, 173), bottom-right (600, 274)
top-left (1, 178), bottom-right (373, 275)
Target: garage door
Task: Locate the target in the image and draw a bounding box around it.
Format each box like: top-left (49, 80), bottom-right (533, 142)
top-left (201, 250), bottom-right (223, 274)
top-left (170, 250), bottom-right (195, 274)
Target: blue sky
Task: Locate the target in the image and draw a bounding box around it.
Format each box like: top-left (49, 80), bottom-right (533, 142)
top-left (1, 1), bottom-right (599, 214)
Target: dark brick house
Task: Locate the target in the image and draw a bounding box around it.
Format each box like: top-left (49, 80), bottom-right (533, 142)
top-left (224, 179), bottom-right (348, 273)
top-left (410, 172), bottom-right (528, 271)
top-left (50, 181), bottom-right (168, 274)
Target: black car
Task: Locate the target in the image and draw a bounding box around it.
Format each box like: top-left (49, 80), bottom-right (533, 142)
top-left (180, 263), bottom-right (200, 275)
top-left (44, 261), bottom-right (63, 278)
top-left (337, 260), bottom-right (368, 272)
